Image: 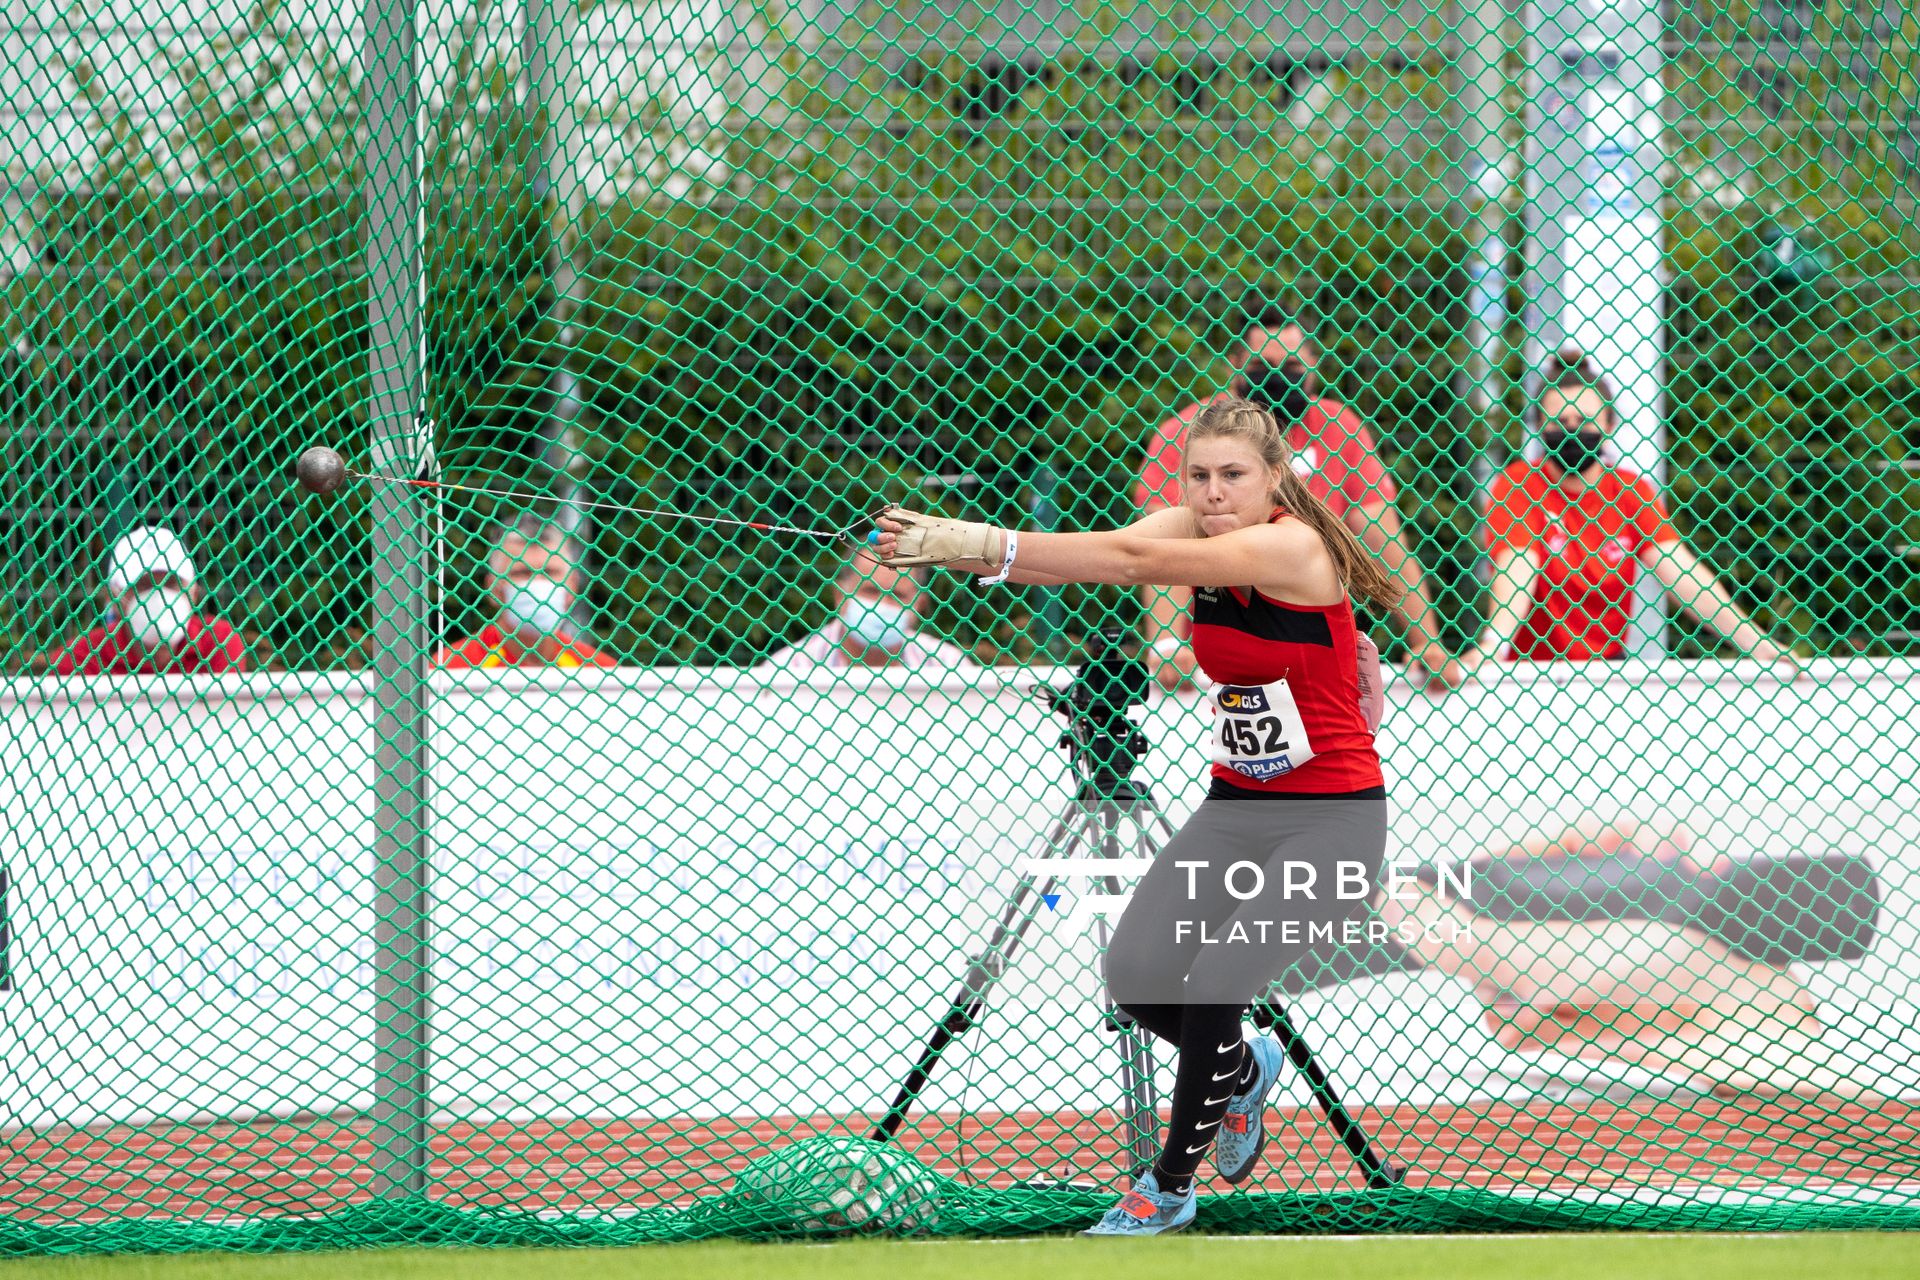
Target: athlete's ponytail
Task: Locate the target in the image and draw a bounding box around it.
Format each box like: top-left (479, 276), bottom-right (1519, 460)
top-left (1188, 395), bottom-right (1402, 612)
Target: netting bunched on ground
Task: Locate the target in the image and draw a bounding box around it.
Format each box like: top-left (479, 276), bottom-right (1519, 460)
top-left (3, 0), bottom-right (1919, 1255)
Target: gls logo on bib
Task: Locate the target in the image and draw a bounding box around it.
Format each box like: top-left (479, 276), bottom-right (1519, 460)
top-left (1216, 687), bottom-right (1270, 713)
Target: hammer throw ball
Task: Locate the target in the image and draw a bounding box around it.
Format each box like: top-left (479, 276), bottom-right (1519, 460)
top-left (296, 446), bottom-right (348, 497)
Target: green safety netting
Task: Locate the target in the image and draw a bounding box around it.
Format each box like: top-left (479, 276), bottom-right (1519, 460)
top-left (3, 0), bottom-right (1919, 1255)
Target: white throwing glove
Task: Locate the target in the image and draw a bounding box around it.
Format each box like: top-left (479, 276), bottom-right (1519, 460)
top-left (880, 505), bottom-right (1003, 571)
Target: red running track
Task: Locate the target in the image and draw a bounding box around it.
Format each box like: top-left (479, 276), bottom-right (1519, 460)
top-left (5, 1098), bottom-right (1917, 1224)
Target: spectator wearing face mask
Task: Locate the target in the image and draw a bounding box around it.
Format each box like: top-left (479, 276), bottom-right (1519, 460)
top-left (46, 525), bottom-right (247, 675)
top-left (1469, 349), bottom-right (1798, 669)
top-left (1135, 304), bottom-right (1465, 694)
top-left (438, 515), bottom-right (618, 670)
top-left (761, 546), bottom-right (976, 673)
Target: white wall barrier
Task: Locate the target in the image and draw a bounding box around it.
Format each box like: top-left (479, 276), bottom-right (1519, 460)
top-left (3, 660), bottom-right (1917, 1132)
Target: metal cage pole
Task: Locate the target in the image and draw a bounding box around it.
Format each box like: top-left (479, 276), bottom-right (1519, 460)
top-left (1522, 0), bottom-right (1669, 653)
top-left (361, 0), bottom-right (433, 1199)
top-left (522, 0), bottom-right (590, 535)
top-left (1457, 0), bottom-right (1517, 488)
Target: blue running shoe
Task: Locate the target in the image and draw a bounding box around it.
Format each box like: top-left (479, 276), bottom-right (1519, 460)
top-left (1212, 1034), bottom-right (1283, 1184)
top-left (1081, 1169), bottom-right (1197, 1236)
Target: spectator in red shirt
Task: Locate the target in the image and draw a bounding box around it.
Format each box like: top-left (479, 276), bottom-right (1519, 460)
top-left (1470, 350), bottom-right (1797, 668)
top-left (1136, 305), bottom-right (1464, 693)
top-left (46, 525), bottom-right (246, 675)
top-left (438, 515), bottom-right (619, 670)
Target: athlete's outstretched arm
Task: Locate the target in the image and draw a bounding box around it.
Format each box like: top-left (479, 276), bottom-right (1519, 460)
top-left (875, 507), bottom-right (1340, 597)
top-left (1006, 522), bottom-right (1314, 589)
top-left (993, 507), bottom-right (1196, 586)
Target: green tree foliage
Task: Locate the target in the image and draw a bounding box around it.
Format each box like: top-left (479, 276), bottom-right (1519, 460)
top-left (6, 1), bottom-right (1916, 667)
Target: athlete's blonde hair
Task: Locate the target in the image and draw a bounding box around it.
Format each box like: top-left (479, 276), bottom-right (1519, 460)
top-left (1187, 395), bottom-right (1401, 611)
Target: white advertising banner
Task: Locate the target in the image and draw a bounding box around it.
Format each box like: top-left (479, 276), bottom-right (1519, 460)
top-left (3, 660), bottom-right (1916, 1131)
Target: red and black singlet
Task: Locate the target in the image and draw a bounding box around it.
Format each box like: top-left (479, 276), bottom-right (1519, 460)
top-left (1189, 514), bottom-right (1385, 797)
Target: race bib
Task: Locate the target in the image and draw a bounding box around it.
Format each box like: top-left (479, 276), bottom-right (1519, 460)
top-left (1211, 678), bottom-right (1315, 782)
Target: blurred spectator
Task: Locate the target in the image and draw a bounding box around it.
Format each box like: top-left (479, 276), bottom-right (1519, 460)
top-left (1135, 303), bottom-right (1464, 693)
top-left (761, 545), bottom-right (976, 673)
top-left (46, 525), bottom-right (246, 675)
top-left (438, 515), bottom-right (618, 670)
top-left (1471, 349), bottom-right (1798, 669)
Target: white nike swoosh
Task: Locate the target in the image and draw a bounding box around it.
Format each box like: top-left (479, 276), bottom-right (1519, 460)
top-left (1185, 1143), bottom-right (1211, 1154)
top-left (1194, 1119), bottom-right (1222, 1130)
top-left (1218, 1041), bottom-right (1241, 1054)
top-left (1202, 1094), bottom-right (1232, 1105)
top-left (1211, 1068), bottom-right (1239, 1081)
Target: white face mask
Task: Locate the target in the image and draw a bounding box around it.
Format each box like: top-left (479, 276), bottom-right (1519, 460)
top-left (504, 575), bottom-right (574, 638)
top-left (126, 588), bottom-right (193, 649)
top-left (841, 594), bottom-right (913, 653)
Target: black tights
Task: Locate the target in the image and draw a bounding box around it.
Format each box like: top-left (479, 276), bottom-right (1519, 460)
top-left (1101, 794), bottom-right (1389, 1199)
top-left (1119, 1001), bottom-right (1258, 1197)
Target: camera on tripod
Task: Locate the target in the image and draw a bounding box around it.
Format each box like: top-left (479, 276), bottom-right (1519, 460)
top-left (1043, 627), bottom-right (1151, 786)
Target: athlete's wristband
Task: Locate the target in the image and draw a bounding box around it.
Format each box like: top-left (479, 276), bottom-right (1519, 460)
top-left (980, 529), bottom-right (1018, 585)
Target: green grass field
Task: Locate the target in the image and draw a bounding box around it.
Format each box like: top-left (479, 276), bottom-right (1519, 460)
top-left (9, 1234), bottom-right (1920, 1280)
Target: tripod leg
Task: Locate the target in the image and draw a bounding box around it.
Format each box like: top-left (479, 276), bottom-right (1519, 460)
top-left (869, 810), bottom-right (1077, 1143)
top-left (1264, 1001), bottom-right (1405, 1189)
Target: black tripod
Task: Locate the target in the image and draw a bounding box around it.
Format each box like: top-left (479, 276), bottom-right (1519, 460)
top-left (868, 676), bottom-right (1166, 1172)
top-left (871, 635), bottom-right (1404, 1190)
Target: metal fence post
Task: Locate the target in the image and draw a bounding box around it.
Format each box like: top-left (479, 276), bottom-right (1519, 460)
top-left (361, 0), bottom-right (432, 1200)
top-left (1523, 0), bottom-right (1669, 654)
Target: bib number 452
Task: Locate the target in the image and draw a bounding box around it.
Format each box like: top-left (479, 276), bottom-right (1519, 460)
top-left (1222, 716), bottom-right (1288, 757)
